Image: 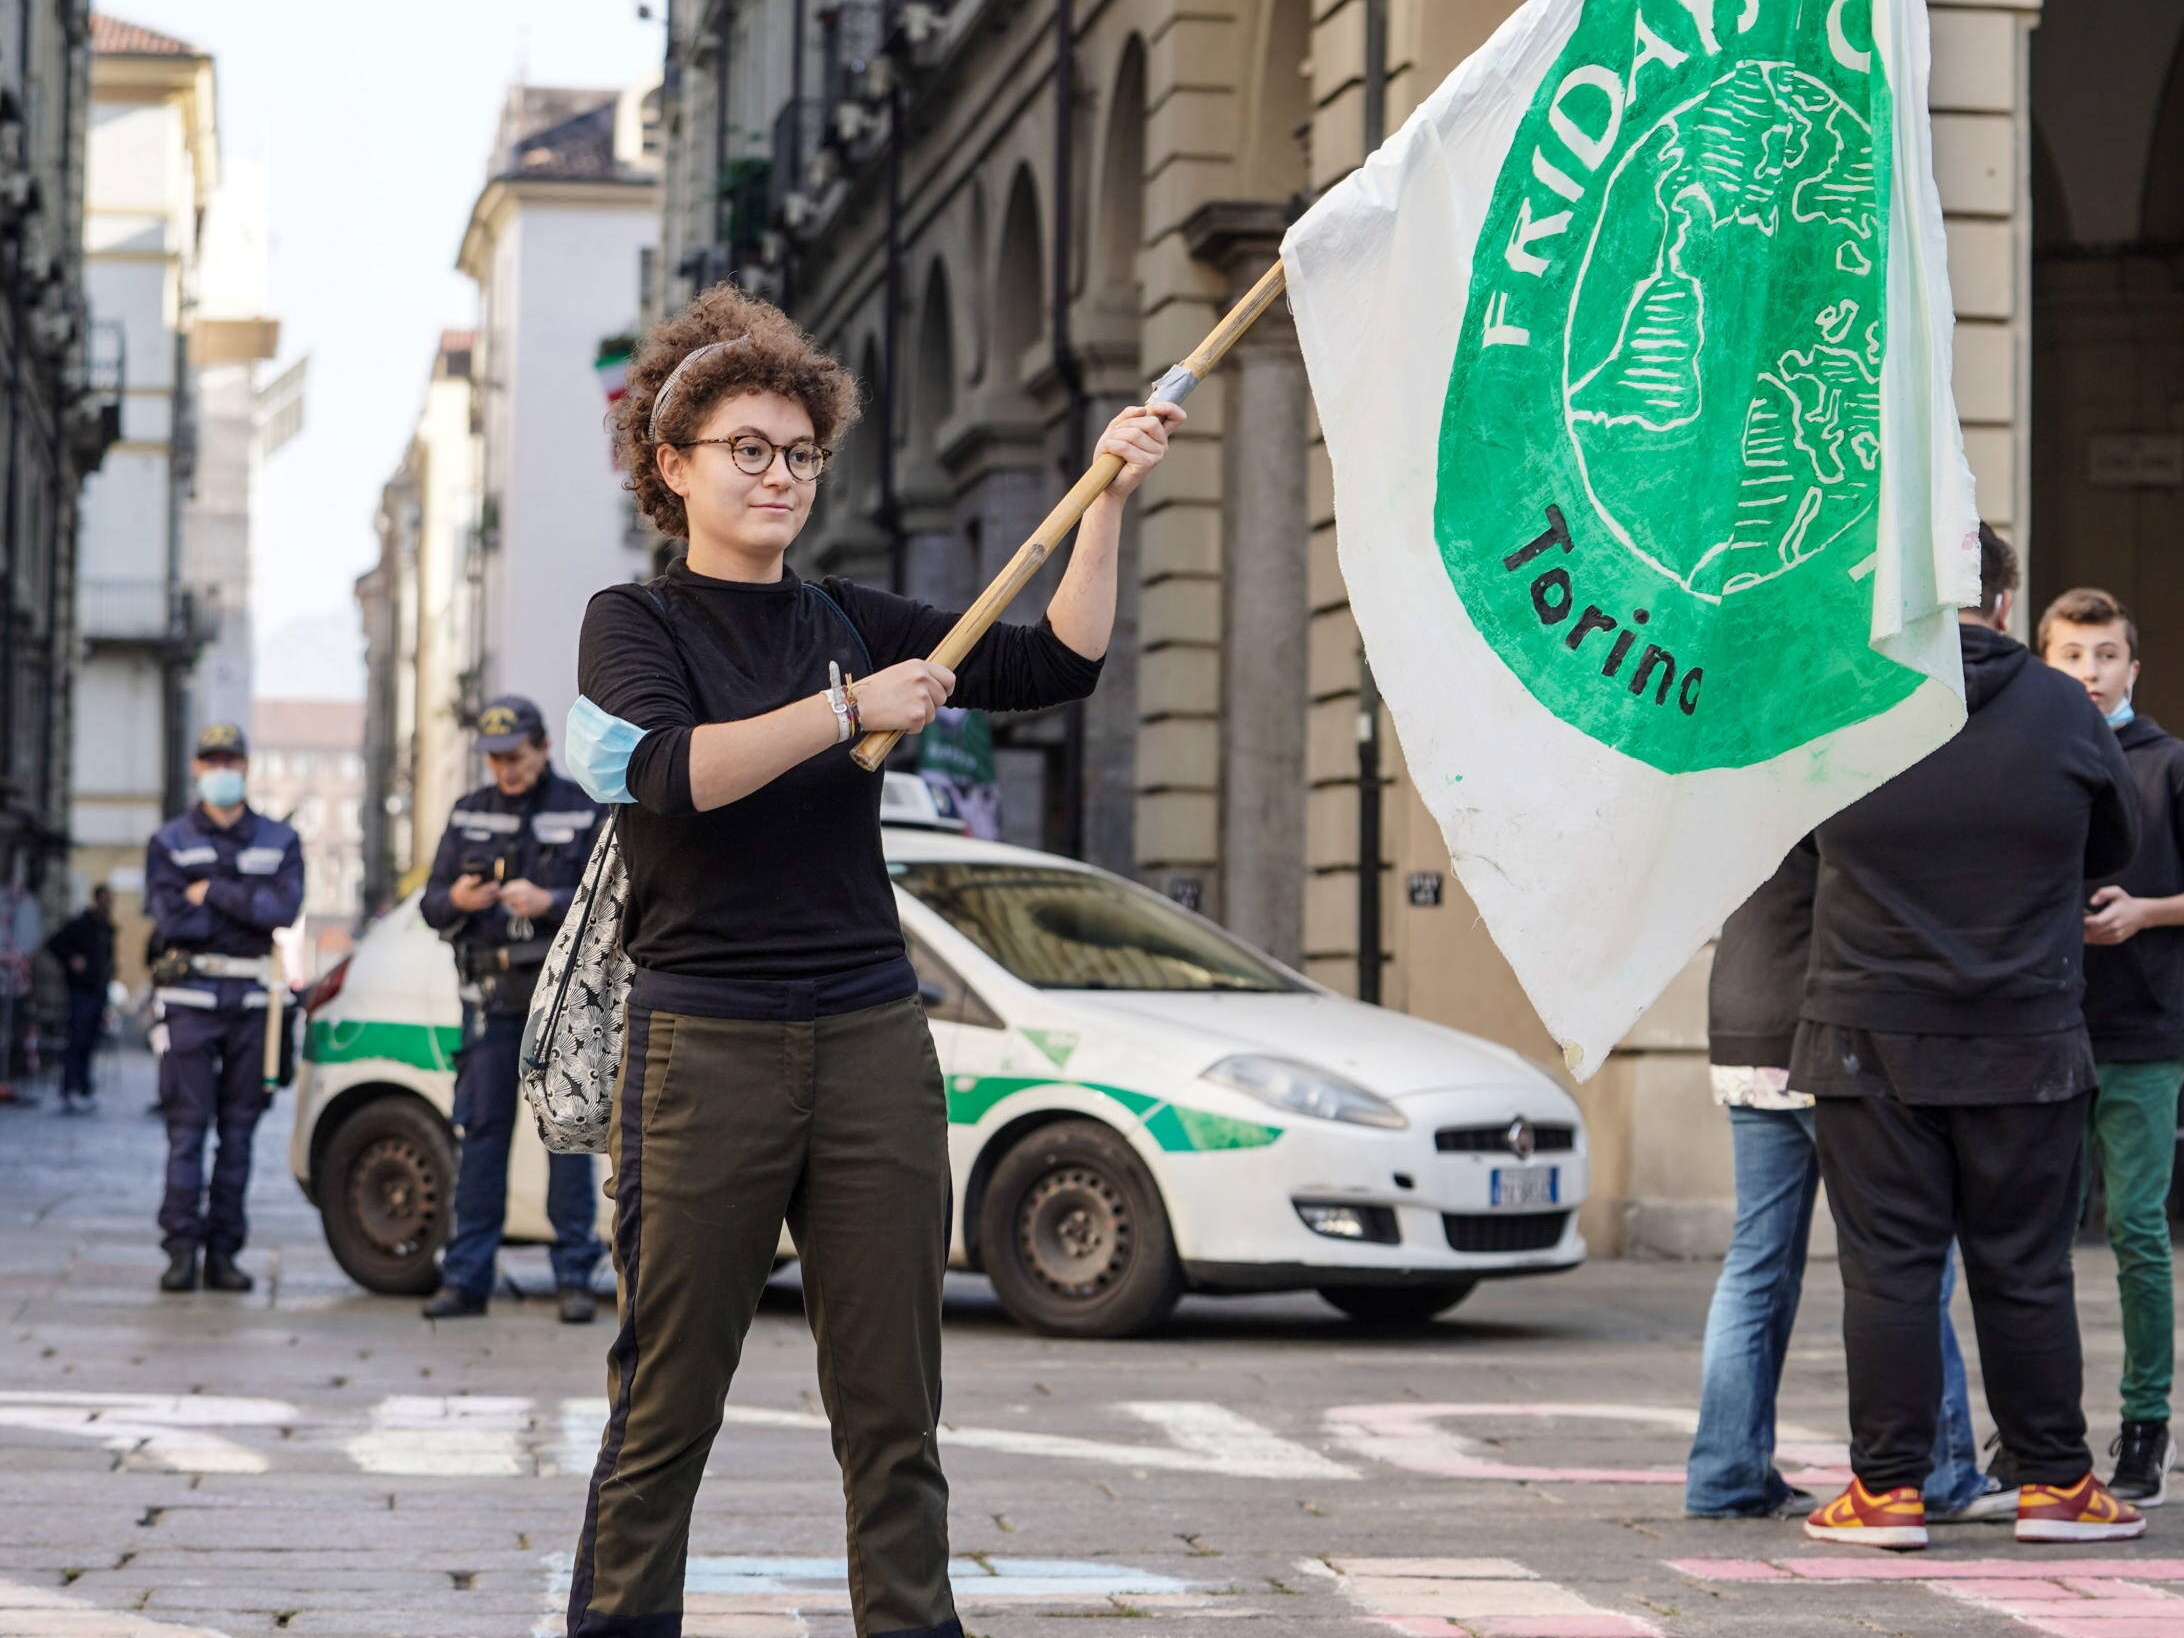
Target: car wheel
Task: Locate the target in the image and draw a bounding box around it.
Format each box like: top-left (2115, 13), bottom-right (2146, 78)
top-left (319, 1096), bottom-right (456, 1295)
top-left (1317, 1280), bottom-right (1479, 1325)
top-left (979, 1119), bottom-right (1183, 1338)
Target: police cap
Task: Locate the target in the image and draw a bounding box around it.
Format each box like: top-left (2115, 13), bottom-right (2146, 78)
top-left (193, 722), bottom-right (249, 759)
top-left (475, 695), bottom-right (546, 754)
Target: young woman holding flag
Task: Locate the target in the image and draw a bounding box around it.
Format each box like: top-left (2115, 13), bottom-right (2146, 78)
top-left (559, 284), bottom-right (1179, 1638)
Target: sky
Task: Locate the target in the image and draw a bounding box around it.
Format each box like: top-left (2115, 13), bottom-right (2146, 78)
top-left (114, 0), bottom-right (666, 700)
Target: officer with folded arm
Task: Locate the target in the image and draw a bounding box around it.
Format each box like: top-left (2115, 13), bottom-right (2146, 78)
top-left (146, 722), bottom-right (304, 1294)
top-left (419, 695), bottom-right (605, 1322)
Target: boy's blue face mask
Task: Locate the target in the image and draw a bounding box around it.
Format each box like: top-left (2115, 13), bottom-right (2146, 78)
top-left (566, 696), bottom-right (645, 804)
top-left (2108, 691), bottom-right (2136, 729)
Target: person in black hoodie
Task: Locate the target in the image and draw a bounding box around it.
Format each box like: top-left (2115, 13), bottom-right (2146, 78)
top-left (2041, 586), bottom-right (2184, 1504)
top-left (46, 884), bottom-right (115, 1112)
top-left (1798, 526), bottom-right (2144, 1550)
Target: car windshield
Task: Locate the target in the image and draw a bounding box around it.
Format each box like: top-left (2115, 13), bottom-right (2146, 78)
top-left (890, 861), bottom-right (1299, 993)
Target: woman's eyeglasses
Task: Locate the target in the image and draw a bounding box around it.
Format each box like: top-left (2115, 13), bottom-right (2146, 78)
top-left (676, 433), bottom-right (832, 482)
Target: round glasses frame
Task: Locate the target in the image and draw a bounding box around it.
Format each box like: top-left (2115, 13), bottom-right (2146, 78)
top-left (675, 433), bottom-right (832, 482)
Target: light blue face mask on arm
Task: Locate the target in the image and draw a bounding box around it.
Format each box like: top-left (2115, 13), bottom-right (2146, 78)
top-left (566, 695), bottom-right (646, 804)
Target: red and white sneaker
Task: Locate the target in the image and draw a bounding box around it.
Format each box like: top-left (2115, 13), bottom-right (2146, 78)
top-left (2016, 1473), bottom-right (2146, 1543)
top-left (1805, 1479), bottom-right (1929, 1550)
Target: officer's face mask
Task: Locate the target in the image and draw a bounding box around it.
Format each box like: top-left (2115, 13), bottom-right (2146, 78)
top-left (566, 695), bottom-right (645, 805)
top-left (196, 766), bottom-right (246, 809)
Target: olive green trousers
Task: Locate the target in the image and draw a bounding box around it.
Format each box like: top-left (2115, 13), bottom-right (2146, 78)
top-left (567, 995), bottom-right (961, 1638)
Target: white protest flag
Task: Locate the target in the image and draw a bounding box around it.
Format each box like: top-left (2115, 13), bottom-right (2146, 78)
top-left (1282, 0), bottom-right (1980, 1078)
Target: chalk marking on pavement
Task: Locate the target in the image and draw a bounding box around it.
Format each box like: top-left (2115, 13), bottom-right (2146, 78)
top-left (552, 1396), bottom-right (1355, 1481)
top-left (1674, 1558), bottom-right (2184, 1583)
top-left (344, 1394), bottom-right (532, 1477)
top-left (1674, 1558), bottom-right (2184, 1636)
top-left (1311, 1555), bottom-right (1663, 1637)
top-left (0, 1575), bottom-right (234, 1637)
top-left (0, 1392), bottom-right (292, 1474)
top-left (1934, 1575), bottom-right (2184, 1636)
top-left (1324, 1402), bottom-right (1842, 1486)
top-left (535, 1552), bottom-right (1202, 1637)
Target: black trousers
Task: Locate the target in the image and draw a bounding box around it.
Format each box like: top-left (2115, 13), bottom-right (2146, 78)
top-left (1814, 1093), bottom-right (2092, 1491)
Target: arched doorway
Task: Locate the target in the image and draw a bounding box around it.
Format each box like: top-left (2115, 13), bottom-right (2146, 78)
top-left (2029, 7), bottom-right (2184, 719)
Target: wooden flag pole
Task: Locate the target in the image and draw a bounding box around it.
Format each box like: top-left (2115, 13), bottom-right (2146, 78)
top-left (851, 259), bottom-right (1291, 772)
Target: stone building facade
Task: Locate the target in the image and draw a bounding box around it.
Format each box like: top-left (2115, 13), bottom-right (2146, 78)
top-left (662, 0), bottom-right (2176, 1252)
top-left (0, 0), bottom-right (112, 1075)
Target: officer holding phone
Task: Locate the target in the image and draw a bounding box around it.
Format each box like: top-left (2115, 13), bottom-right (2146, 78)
top-left (419, 695), bottom-right (605, 1321)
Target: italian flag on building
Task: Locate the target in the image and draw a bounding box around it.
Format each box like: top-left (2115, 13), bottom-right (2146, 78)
top-left (1282, 0), bottom-right (1980, 1076)
top-left (594, 338), bottom-right (634, 406)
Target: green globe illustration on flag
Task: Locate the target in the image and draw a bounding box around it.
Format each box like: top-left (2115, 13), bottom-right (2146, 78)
top-left (1434, 4), bottom-right (1921, 774)
top-left (1569, 61), bottom-right (1881, 601)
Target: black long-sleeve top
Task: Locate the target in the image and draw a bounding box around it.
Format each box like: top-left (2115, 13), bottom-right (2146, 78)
top-left (46, 908), bottom-right (115, 996)
top-left (2084, 716), bottom-right (2184, 1061)
top-left (576, 557), bottom-right (1102, 981)
top-left (1707, 846), bottom-right (1815, 1070)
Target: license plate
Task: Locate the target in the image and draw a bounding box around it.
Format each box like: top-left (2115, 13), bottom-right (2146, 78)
top-left (1491, 1167), bottom-right (1560, 1208)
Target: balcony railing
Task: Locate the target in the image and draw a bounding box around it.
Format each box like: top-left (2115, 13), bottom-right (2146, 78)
top-left (769, 98), bottom-right (826, 218)
top-left (78, 578), bottom-right (218, 650)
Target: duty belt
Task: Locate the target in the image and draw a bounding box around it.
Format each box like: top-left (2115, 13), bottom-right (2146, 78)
top-left (188, 954), bottom-right (272, 981)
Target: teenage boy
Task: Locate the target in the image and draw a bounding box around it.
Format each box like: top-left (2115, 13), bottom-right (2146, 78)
top-left (2041, 586), bottom-right (2184, 1503)
top-left (1798, 528), bottom-right (2144, 1549)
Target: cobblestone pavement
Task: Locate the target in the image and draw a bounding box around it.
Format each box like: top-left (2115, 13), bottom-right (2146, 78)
top-left (3, 1051), bottom-right (2180, 1638)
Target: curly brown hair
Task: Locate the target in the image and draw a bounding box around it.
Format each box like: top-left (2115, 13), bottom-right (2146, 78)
top-left (613, 285), bottom-right (862, 540)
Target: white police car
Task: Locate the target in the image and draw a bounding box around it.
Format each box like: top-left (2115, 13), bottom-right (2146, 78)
top-left (290, 776), bottom-right (1588, 1336)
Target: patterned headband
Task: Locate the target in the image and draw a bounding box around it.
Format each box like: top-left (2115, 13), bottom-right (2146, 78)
top-left (646, 336), bottom-right (749, 442)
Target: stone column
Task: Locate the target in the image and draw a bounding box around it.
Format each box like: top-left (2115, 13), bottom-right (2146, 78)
top-left (1076, 385), bottom-right (1144, 879)
top-left (942, 410), bottom-right (1056, 849)
top-left (1930, 0), bottom-right (2041, 611)
top-left (1187, 202), bottom-right (1309, 962)
top-left (898, 483), bottom-right (972, 612)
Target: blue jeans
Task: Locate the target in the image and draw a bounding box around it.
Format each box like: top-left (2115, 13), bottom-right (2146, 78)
top-left (440, 1009), bottom-right (603, 1297)
top-left (1686, 1105), bottom-right (1985, 1515)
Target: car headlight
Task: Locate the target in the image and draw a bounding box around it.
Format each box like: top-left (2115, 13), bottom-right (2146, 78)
top-left (1200, 1055), bottom-right (1408, 1130)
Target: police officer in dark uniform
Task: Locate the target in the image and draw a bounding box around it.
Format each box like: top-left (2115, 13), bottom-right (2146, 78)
top-left (146, 723), bottom-right (304, 1293)
top-left (420, 695), bottom-right (605, 1322)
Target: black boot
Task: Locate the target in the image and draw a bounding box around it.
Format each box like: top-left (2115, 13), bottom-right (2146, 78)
top-left (2110, 1420), bottom-right (2176, 1506)
top-left (202, 1251), bottom-right (253, 1293)
top-left (159, 1250), bottom-right (198, 1293)
top-left (422, 1286), bottom-right (488, 1320)
top-left (557, 1285), bottom-right (597, 1325)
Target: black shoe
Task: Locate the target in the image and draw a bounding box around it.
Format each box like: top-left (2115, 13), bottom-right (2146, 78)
top-left (202, 1252), bottom-right (253, 1293)
top-left (557, 1285), bottom-right (597, 1325)
top-left (159, 1250), bottom-right (198, 1293)
top-left (2110, 1420), bottom-right (2176, 1506)
top-left (1767, 1486), bottom-right (1819, 1519)
top-left (422, 1286), bottom-right (488, 1320)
